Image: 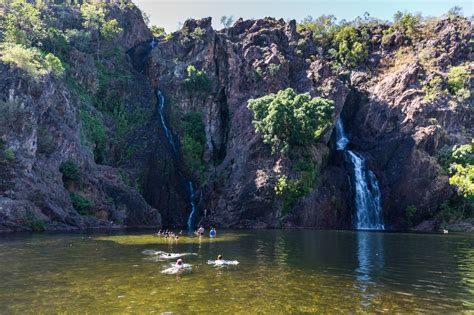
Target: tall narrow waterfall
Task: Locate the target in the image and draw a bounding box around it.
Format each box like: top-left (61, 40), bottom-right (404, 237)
top-left (335, 118), bottom-right (385, 230)
top-left (187, 181), bottom-right (197, 231)
top-left (156, 90), bottom-right (176, 154)
top-left (156, 89), bottom-right (197, 230)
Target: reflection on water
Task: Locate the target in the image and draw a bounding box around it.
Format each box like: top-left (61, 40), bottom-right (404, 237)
top-left (0, 230), bottom-right (472, 313)
top-left (355, 231), bottom-right (385, 308)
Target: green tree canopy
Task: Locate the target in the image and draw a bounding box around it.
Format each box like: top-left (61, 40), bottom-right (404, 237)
top-left (248, 88), bottom-right (334, 154)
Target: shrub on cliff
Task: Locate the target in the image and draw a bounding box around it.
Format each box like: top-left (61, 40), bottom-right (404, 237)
top-left (183, 65), bottom-right (211, 94)
top-left (331, 26), bottom-right (369, 70)
top-left (70, 193), bottom-right (94, 215)
top-left (275, 155), bottom-right (318, 214)
top-left (248, 88), bottom-right (334, 154)
top-left (382, 11), bottom-right (422, 44)
top-left (447, 65), bottom-right (470, 100)
top-left (59, 160), bottom-right (80, 182)
top-left (80, 3), bottom-right (123, 59)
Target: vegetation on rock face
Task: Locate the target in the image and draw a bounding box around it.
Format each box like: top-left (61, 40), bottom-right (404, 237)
top-left (59, 160), bottom-right (80, 182)
top-left (275, 155), bottom-right (319, 214)
top-left (181, 112), bottom-right (206, 181)
top-left (150, 25), bottom-right (166, 37)
top-left (24, 211), bottom-right (46, 232)
top-left (183, 65), bottom-right (211, 94)
top-left (70, 193), bottom-right (94, 215)
top-left (249, 89), bottom-right (332, 215)
top-left (297, 14), bottom-right (370, 70)
top-left (437, 141), bottom-right (474, 221)
top-left (447, 65), bottom-right (470, 100)
top-left (0, 0), bottom-right (65, 77)
top-left (248, 88), bottom-right (334, 154)
top-left (80, 2), bottom-right (122, 59)
top-left (382, 11), bottom-right (422, 44)
top-left (405, 205), bottom-right (417, 225)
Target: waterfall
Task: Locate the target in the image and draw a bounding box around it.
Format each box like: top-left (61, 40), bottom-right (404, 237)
top-left (187, 181), bottom-right (197, 231)
top-left (335, 118), bottom-right (349, 151)
top-left (347, 151), bottom-right (385, 230)
top-left (155, 89), bottom-right (197, 229)
top-left (156, 90), bottom-right (177, 154)
top-left (150, 38), bottom-right (157, 49)
top-left (334, 118), bottom-right (385, 230)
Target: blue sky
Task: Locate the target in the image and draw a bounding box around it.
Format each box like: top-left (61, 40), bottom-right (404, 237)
top-left (134, 0), bottom-right (473, 31)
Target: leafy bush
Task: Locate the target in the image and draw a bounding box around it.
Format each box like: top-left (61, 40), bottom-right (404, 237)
top-left (70, 193), bottom-right (94, 215)
top-left (447, 65), bottom-right (470, 99)
top-left (382, 11), bottom-right (422, 44)
top-left (24, 211), bottom-right (46, 232)
top-left (422, 76), bottom-right (445, 101)
top-left (267, 63), bottom-right (281, 77)
top-left (4, 148), bottom-right (15, 161)
top-left (438, 141), bottom-right (473, 202)
top-left (0, 43), bottom-right (65, 77)
top-left (297, 15), bottom-right (337, 49)
top-left (150, 25), bottom-right (166, 37)
top-left (247, 88), bottom-right (334, 154)
top-left (405, 205), bottom-right (417, 225)
top-left (427, 118), bottom-right (439, 126)
top-left (44, 53), bottom-right (65, 76)
top-left (59, 160), bottom-right (80, 182)
top-left (181, 112), bottom-right (206, 180)
top-left (2, 0), bottom-right (43, 46)
top-left (275, 156), bottom-right (318, 214)
top-left (332, 26), bottom-right (369, 70)
top-left (191, 27), bottom-right (205, 39)
top-left (183, 65), bottom-right (211, 94)
top-left (0, 43), bottom-right (45, 77)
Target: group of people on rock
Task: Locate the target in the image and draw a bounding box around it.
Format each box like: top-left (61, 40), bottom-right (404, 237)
top-left (156, 229), bottom-right (182, 240)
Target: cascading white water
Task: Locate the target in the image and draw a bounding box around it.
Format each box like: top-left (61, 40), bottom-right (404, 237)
top-left (156, 90), bottom-right (177, 154)
top-left (335, 118), bottom-right (349, 151)
top-left (335, 118), bottom-right (385, 230)
top-left (347, 151), bottom-right (385, 230)
top-left (156, 89), bottom-right (197, 229)
top-left (187, 181), bottom-right (197, 231)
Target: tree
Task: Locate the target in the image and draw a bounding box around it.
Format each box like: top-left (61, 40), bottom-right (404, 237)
top-left (247, 88), bottom-right (334, 154)
top-left (150, 25), bottom-right (166, 37)
top-left (333, 26), bottom-right (369, 70)
top-left (80, 3), bottom-right (122, 59)
top-left (183, 65), bottom-right (211, 94)
top-left (220, 15), bottom-right (234, 28)
top-left (2, 0), bottom-right (44, 46)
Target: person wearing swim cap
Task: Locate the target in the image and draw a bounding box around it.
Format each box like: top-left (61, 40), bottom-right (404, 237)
top-left (175, 258), bottom-right (183, 269)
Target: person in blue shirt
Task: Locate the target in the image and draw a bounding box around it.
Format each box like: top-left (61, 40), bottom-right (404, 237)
top-left (209, 227), bottom-right (216, 238)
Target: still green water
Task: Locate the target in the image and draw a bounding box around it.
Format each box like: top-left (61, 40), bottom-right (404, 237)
top-left (0, 230), bottom-right (472, 314)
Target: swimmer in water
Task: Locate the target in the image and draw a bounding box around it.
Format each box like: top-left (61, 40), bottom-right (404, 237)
top-left (214, 254), bottom-right (224, 269)
top-left (175, 258), bottom-right (183, 269)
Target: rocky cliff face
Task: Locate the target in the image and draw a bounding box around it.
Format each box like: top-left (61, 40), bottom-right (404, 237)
top-left (0, 1), bottom-right (471, 232)
top-left (143, 15), bottom-right (471, 230)
top-left (0, 1), bottom-right (161, 232)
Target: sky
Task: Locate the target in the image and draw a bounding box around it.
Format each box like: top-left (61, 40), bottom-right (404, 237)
top-left (134, 0), bottom-right (473, 31)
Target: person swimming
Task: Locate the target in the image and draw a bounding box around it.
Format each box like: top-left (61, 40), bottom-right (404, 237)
top-left (175, 258), bottom-right (183, 269)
